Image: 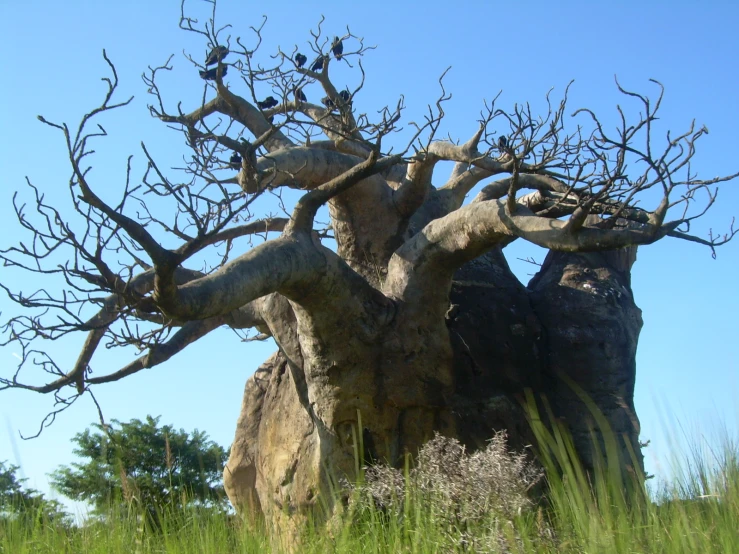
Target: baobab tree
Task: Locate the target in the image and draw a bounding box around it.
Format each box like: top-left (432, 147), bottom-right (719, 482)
top-left (1, 2), bottom-right (736, 535)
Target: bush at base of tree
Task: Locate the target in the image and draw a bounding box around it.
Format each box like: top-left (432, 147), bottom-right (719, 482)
top-left (347, 432), bottom-right (547, 552)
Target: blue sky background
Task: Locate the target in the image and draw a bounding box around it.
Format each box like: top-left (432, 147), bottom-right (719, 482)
top-left (1, 0), bottom-right (737, 512)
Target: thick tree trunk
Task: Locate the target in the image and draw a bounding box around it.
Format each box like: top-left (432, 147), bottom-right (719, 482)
top-left (528, 246), bottom-right (644, 477)
top-left (224, 243), bottom-right (645, 536)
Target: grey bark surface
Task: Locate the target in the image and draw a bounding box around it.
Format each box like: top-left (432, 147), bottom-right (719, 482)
top-left (528, 247), bottom-right (643, 474)
top-left (223, 233), bottom-right (646, 531)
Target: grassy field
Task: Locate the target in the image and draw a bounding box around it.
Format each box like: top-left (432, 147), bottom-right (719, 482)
top-left (2, 414), bottom-right (737, 553)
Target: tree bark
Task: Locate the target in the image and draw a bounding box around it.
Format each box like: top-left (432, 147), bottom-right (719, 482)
top-left (224, 240), bottom-right (645, 534)
top-left (528, 246), bottom-right (643, 476)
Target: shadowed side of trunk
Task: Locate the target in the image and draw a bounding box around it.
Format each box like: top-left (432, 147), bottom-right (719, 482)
top-left (447, 248), bottom-right (544, 452)
top-left (528, 246), bottom-right (644, 476)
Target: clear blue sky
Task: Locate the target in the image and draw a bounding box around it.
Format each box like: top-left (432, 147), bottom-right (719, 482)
top-left (1, 0), bottom-right (737, 510)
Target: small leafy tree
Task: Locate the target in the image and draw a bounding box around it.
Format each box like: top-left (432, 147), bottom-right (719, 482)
top-left (50, 415), bottom-right (228, 520)
top-left (0, 461), bottom-right (70, 526)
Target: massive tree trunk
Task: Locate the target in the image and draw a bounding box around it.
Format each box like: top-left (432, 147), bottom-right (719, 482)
top-left (529, 247), bottom-right (643, 475)
top-left (223, 240), bottom-right (645, 533)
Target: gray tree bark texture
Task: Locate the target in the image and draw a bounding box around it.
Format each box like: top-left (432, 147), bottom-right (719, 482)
top-left (2, 13), bottom-right (736, 545)
top-left (223, 239), bottom-right (644, 536)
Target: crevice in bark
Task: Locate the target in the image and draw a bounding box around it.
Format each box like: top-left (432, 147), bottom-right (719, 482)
top-left (446, 248), bottom-right (543, 453)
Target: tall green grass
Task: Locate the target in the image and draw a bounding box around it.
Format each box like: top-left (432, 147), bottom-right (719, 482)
top-left (2, 414), bottom-right (737, 553)
top-left (0, 502), bottom-right (269, 554)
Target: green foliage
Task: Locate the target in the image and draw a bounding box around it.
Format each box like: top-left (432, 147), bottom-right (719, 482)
top-left (0, 461), bottom-right (70, 527)
top-left (5, 415), bottom-right (738, 552)
top-left (49, 415), bottom-right (228, 519)
top-left (3, 429), bottom-right (739, 553)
